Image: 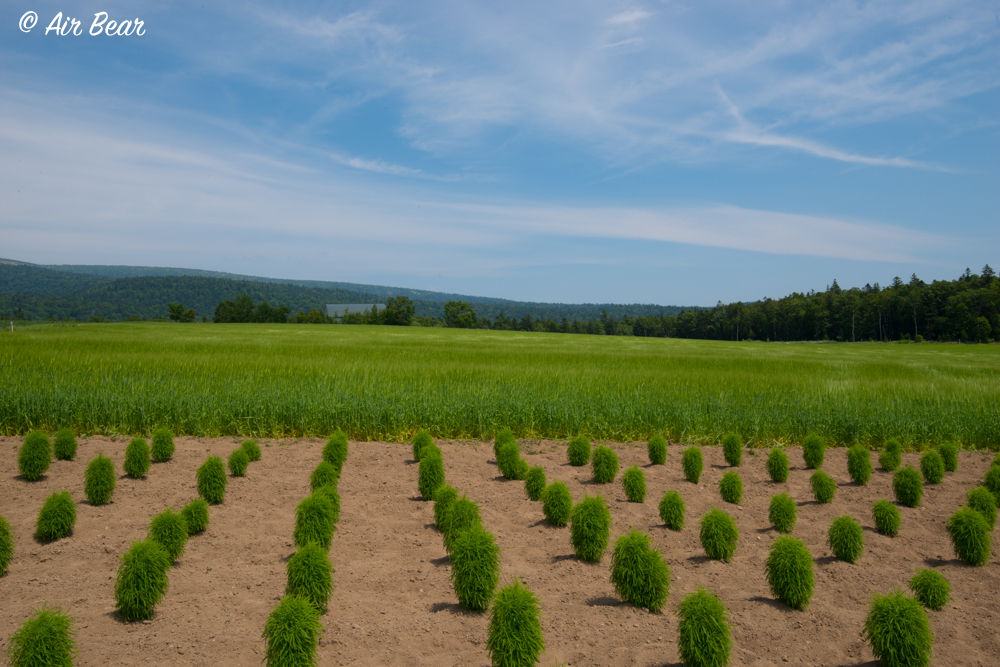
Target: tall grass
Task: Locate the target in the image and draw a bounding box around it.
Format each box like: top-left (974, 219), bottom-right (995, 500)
top-left (1, 324), bottom-right (997, 447)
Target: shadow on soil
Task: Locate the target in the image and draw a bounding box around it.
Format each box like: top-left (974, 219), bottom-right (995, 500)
top-left (430, 555), bottom-right (450, 567)
top-left (551, 553), bottom-right (577, 562)
top-left (586, 596), bottom-right (621, 607)
top-left (429, 602), bottom-right (479, 615)
top-left (530, 519), bottom-right (562, 530)
top-left (748, 596), bottom-right (796, 613)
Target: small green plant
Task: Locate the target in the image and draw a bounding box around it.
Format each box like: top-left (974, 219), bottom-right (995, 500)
top-left (450, 525), bottom-right (501, 611)
top-left (765, 536), bottom-right (814, 609)
top-left (0, 515), bottom-right (14, 576)
top-left (676, 587), bottom-right (732, 667)
top-left (647, 434), bottom-right (667, 465)
top-left (609, 529), bottom-right (670, 612)
top-left (115, 540), bottom-right (170, 621)
top-left (441, 496), bottom-right (482, 554)
top-left (872, 499), bottom-right (901, 537)
top-left (196, 456), bottom-right (227, 504)
top-left (682, 447), bottom-right (703, 484)
top-left (525, 466), bottom-right (546, 501)
top-left (542, 482), bottom-right (572, 527)
top-left (228, 448), bottom-right (250, 477)
top-left (827, 515), bottom-right (864, 563)
top-left (123, 437), bottom-right (150, 479)
top-left (567, 435), bottom-right (590, 466)
top-left (570, 495), bottom-right (611, 562)
top-left (946, 506), bottom-right (990, 566)
top-left (622, 466), bottom-right (646, 502)
top-left (293, 494), bottom-right (336, 550)
top-left (262, 595), bottom-right (323, 667)
top-left (986, 466), bottom-right (1000, 505)
top-left (699, 508), bottom-right (738, 562)
top-left (893, 466), bottom-right (923, 507)
top-left (432, 484), bottom-right (459, 529)
top-left (181, 499), bottom-right (209, 535)
top-left (4, 604), bottom-right (76, 667)
top-left (718, 471), bottom-right (743, 504)
top-left (863, 589), bottom-right (932, 667)
top-left (412, 429), bottom-right (435, 461)
top-left (323, 429), bottom-right (349, 472)
top-left (802, 433), bottom-right (825, 469)
top-left (310, 461), bottom-right (340, 491)
top-left (312, 484), bottom-right (341, 528)
top-left (147, 508), bottom-right (188, 563)
top-left (487, 578), bottom-right (545, 667)
top-left (18, 430), bottom-right (51, 481)
top-left (659, 490), bottom-right (685, 531)
top-left (84, 453), bottom-right (116, 505)
top-left (847, 446), bottom-right (872, 485)
top-left (919, 450), bottom-right (944, 484)
top-left (936, 443), bottom-right (958, 472)
top-left (721, 432), bottom-right (742, 467)
top-left (810, 470), bottom-right (837, 504)
top-left (418, 451), bottom-right (446, 500)
top-left (766, 447), bottom-right (789, 483)
top-left (493, 428), bottom-right (516, 461)
top-left (53, 428), bottom-right (77, 461)
top-left (151, 429), bottom-right (175, 462)
top-left (879, 438), bottom-right (903, 471)
top-left (497, 441), bottom-right (527, 481)
top-left (967, 486), bottom-right (997, 529)
top-left (286, 542), bottom-right (333, 613)
top-left (36, 491), bottom-right (76, 541)
top-left (591, 445), bottom-right (619, 484)
top-left (241, 439), bottom-right (262, 462)
top-left (768, 493), bottom-right (797, 533)
top-left (909, 569), bottom-right (950, 611)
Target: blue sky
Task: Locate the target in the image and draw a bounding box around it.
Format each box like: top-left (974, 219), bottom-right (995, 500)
top-left (2, 1), bottom-right (997, 306)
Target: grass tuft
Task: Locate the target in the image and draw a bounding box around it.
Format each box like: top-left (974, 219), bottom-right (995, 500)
top-left (766, 448), bottom-right (789, 483)
top-left (418, 451), bottom-right (446, 500)
top-left (312, 484), bottom-right (341, 529)
top-left (18, 431), bottom-right (51, 481)
top-left (525, 466), bottom-right (546, 501)
top-left (228, 448), bottom-right (250, 477)
top-left (567, 435), bottom-right (590, 467)
top-left (148, 508), bottom-right (188, 563)
top-left (591, 446), bottom-right (619, 484)
top-left (967, 486), bottom-right (997, 529)
top-left (765, 536), bottom-right (814, 610)
top-left (919, 450), bottom-right (944, 484)
top-left (718, 471), bottom-right (743, 504)
top-left (676, 587), bottom-right (732, 667)
top-left (863, 589), bottom-right (932, 667)
top-left (286, 542), bottom-right (334, 614)
top-left (893, 466), bottom-right (923, 507)
top-left (0, 515), bottom-right (14, 576)
top-left (699, 508), bottom-right (738, 562)
top-left (909, 569), bottom-right (950, 611)
top-left (872, 499), bottom-right (901, 537)
top-left (768, 494), bottom-right (797, 534)
top-left (36, 491), bottom-right (76, 541)
top-left (441, 496), bottom-right (482, 554)
top-left (542, 482), bottom-right (572, 527)
top-left (4, 604), bottom-right (76, 667)
top-left (622, 466), bottom-right (646, 503)
top-left (323, 429), bottom-right (349, 472)
top-left (721, 432), bottom-right (742, 467)
top-left (647, 434), bottom-right (667, 465)
top-left (293, 494), bottom-right (336, 551)
top-left (151, 429), bottom-right (175, 462)
top-left (986, 466), bottom-right (1000, 505)
top-left (123, 438), bottom-right (150, 479)
top-left (879, 439), bottom-right (902, 471)
top-left (115, 540), bottom-right (170, 621)
top-left (810, 470), bottom-right (837, 504)
top-left (802, 433), bottom-right (825, 469)
top-left (181, 499), bottom-right (209, 535)
top-left (262, 595), bottom-right (323, 667)
top-left (412, 429), bottom-right (435, 462)
top-left (450, 525), bottom-right (501, 612)
top-left (487, 578), bottom-right (545, 667)
top-left (492, 428), bottom-right (516, 462)
top-left (310, 461), bottom-right (340, 492)
top-left (497, 441), bottom-right (528, 481)
top-left (946, 506), bottom-right (991, 566)
top-left (196, 456), bottom-right (227, 504)
top-left (609, 529), bottom-right (670, 613)
top-left (241, 439), bottom-right (262, 462)
top-left (432, 484), bottom-right (459, 529)
top-left (659, 490), bottom-right (685, 531)
top-left (570, 495), bottom-right (611, 562)
top-left (847, 446), bottom-right (872, 486)
top-left (936, 443), bottom-right (958, 472)
top-left (682, 447), bottom-right (703, 484)
top-left (827, 515), bottom-right (864, 563)
top-left (53, 428), bottom-right (77, 461)
top-left (84, 454), bottom-right (116, 505)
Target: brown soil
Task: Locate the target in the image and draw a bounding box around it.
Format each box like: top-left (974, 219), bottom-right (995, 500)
top-left (1, 436), bottom-right (998, 666)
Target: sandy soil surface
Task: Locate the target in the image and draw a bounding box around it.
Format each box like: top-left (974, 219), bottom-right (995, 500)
top-left (1, 435), bottom-right (998, 667)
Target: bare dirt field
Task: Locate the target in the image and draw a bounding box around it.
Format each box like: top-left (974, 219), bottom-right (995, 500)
top-left (1, 436), bottom-right (998, 666)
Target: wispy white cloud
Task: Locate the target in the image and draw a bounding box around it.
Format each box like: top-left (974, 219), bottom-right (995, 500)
top-left (607, 8), bottom-right (651, 25)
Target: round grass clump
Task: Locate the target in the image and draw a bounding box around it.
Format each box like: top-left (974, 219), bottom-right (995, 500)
top-left (682, 447), bottom-right (703, 484)
top-left (0, 515), bottom-right (14, 576)
top-left (718, 471), bottom-right (743, 505)
top-left (181, 499), bottom-right (209, 535)
top-left (570, 495), bottom-right (611, 562)
top-left (810, 470), bottom-right (837, 504)
top-left (262, 595), bottom-right (322, 667)
top-left (909, 569), bottom-right (950, 611)
top-left (879, 438), bottom-right (903, 471)
top-left (766, 447), bottom-right (789, 483)
top-left (450, 525), bottom-right (501, 611)
top-left (863, 589), bottom-right (932, 667)
top-left (802, 434), bottom-right (825, 470)
top-left (241, 439), bottom-right (262, 462)
top-left (847, 446), bottom-right (872, 486)
top-left (622, 466), bottom-right (646, 503)
top-left (872, 499), bottom-right (901, 537)
top-left (150, 429), bottom-right (174, 462)
top-left (967, 486), bottom-right (997, 529)
top-left (286, 542), bottom-right (333, 613)
top-left (433, 484), bottom-right (459, 529)
top-left (524, 466), bottom-right (546, 501)
top-left (567, 435), bottom-right (590, 466)
top-left (4, 604), bottom-right (76, 667)
top-left (945, 506), bottom-right (991, 566)
top-left (986, 466), bottom-right (1000, 505)
top-left (676, 587), bottom-right (732, 667)
top-left (610, 529), bottom-right (670, 613)
top-left (312, 484), bottom-right (341, 528)
top-left (115, 540), bottom-right (170, 621)
top-left (936, 443), bottom-right (958, 473)
top-left (228, 448), bottom-right (250, 477)
top-left (323, 429), bottom-right (348, 472)
top-left (647, 434), bottom-right (667, 465)
top-left (919, 450), bottom-right (944, 484)
top-left (441, 496), bottom-right (482, 554)
top-left (492, 428), bottom-right (516, 461)
top-left (893, 466), bottom-right (923, 508)
top-left (84, 453), bottom-right (116, 505)
top-left (765, 536), bottom-right (814, 610)
top-left (418, 451), bottom-right (446, 500)
top-left (699, 507), bottom-right (738, 562)
top-left (412, 428), bottom-right (435, 462)
top-left (36, 491), bottom-right (76, 541)
top-left (769, 493), bottom-right (797, 534)
top-left (18, 430), bottom-right (51, 481)
top-left (497, 441), bottom-right (527, 481)
top-left (659, 490), bottom-right (685, 531)
top-left (196, 456), bottom-right (227, 504)
top-left (293, 494), bottom-right (335, 550)
top-left (721, 432), bottom-right (742, 467)
top-left (53, 428), bottom-right (77, 461)
top-left (541, 482), bottom-right (572, 527)
top-left (310, 461), bottom-right (340, 492)
top-left (591, 445), bottom-right (619, 484)
top-left (123, 438), bottom-right (150, 479)
top-left (827, 515), bottom-right (864, 563)
top-left (147, 508), bottom-right (188, 563)
top-left (487, 578), bottom-right (544, 667)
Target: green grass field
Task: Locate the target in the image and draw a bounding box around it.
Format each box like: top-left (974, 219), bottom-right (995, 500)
top-left (1, 323), bottom-right (997, 448)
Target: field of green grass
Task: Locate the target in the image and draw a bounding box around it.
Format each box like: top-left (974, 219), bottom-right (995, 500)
top-left (1, 323), bottom-right (997, 448)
